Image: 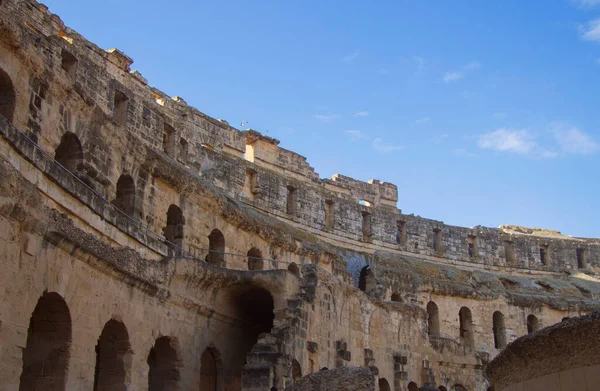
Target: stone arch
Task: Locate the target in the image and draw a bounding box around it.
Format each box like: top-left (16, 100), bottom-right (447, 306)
top-left (439, 387), bottom-right (448, 391)
top-left (55, 132), bottom-right (83, 172)
top-left (0, 66), bottom-right (16, 123)
top-left (407, 382), bottom-right (419, 391)
top-left (452, 385), bottom-right (468, 391)
top-left (200, 346), bottom-right (223, 391)
top-left (493, 311), bottom-right (507, 349)
top-left (207, 229), bottom-right (225, 265)
top-left (247, 247), bottom-right (263, 270)
top-left (358, 266), bottom-right (369, 292)
top-left (93, 319), bottom-right (132, 391)
top-left (391, 292), bottom-right (402, 302)
top-left (378, 378), bottom-right (391, 391)
top-left (527, 314), bottom-right (540, 334)
top-left (287, 262), bottom-right (300, 277)
top-left (20, 292), bottom-right (72, 391)
top-left (427, 301), bottom-right (440, 337)
top-left (147, 336), bottom-right (180, 391)
top-left (112, 174), bottom-right (136, 217)
top-left (291, 359), bottom-right (302, 382)
top-left (164, 205), bottom-right (184, 255)
top-left (459, 307), bottom-right (474, 345)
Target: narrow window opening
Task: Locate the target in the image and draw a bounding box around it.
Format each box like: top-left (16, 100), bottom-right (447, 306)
top-left (61, 49), bottom-right (78, 78)
top-left (539, 244), bottom-right (549, 266)
top-left (93, 320), bottom-right (132, 391)
top-left (178, 138), bottom-right (188, 164)
top-left (527, 314), bottom-right (540, 334)
top-left (325, 200), bottom-right (334, 229)
top-left (0, 67), bottom-right (16, 123)
top-left (112, 174), bottom-right (136, 217)
top-left (427, 301), bottom-right (440, 337)
top-left (433, 228), bottom-right (442, 254)
top-left (396, 220), bottom-right (407, 245)
top-left (113, 90), bottom-right (129, 126)
top-left (576, 248), bottom-right (587, 269)
top-left (147, 337), bottom-right (180, 391)
top-left (162, 123), bottom-right (176, 156)
top-left (287, 262), bottom-right (300, 277)
top-left (207, 229), bottom-right (225, 266)
top-left (361, 211), bottom-right (372, 241)
top-left (247, 247), bottom-right (263, 271)
top-left (504, 241), bottom-right (516, 265)
top-left (55, 132), bottom-right (83, 172)
top-left (163, 205), bottom-right (184, 256)
top-left (459, 307), bottom-right (474, 345)
top-left (245, 168), bottom-right (260, 199)
top-left (468, 235), bottom-right (478, 258)
top-left (199, 348), bottom-right (219, 391)
top-left (391, 292), bottom-right (402, 302)
top-left (286, 186), bottom-right (297, 215)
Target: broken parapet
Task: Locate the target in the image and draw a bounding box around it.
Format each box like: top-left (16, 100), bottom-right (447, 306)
top-left (284, 366), bottom-right (375, 391)
top-left (325, 174), bottom-right (398, 207)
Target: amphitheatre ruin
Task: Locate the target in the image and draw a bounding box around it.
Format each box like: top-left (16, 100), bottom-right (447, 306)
top-left (0, 1), bottom-right (599, 390)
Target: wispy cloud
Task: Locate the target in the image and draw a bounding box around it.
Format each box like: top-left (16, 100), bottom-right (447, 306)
top-left (433, 134), bottom-right (449, 143)
top-left (443, 72), bottom-right (464, 83)
top-left (414, 117), bottom-right (430, 125)
top-left (345, 130), bottom-right (370, 141)
top-left (372, 138), bottom-right (405, 153)
top-left (443, 61), bottom-right (482, 83)
top-left (552, 123), bottom-right (599, 155)
top-left (314, 114), bottom-right (341, 122)
top-left (412, 56), bottom-right (426, 73)
top-left (354, 111), bottom-right (369, 117)
top-left (343, 51), bottom-right (360, 63)
top-left (571, 0), bottom-right (600, 8)
top-left (476, 125), bottom-right (598, 158)
top-left (581, 18), bottom-right (600, 42)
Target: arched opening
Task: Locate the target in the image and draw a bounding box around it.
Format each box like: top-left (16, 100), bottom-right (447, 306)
top-left (112, 174), bottom-right (136, 217)
top-left (378, 378), bottom-right (391, 391)
top-left (0, 67), bottom-right (16, 123)
top-left (93, 319), bottom-right (132, 391)
top-left (427, 301), bottom-right (440, 337)
top-left (163, 205), bottom-right (184, 255)
top-left (20, 292), bottom-right (72, 391)
top-left (320, 367), bottom-right (328, 371)
top-left (207, 229), bottom-right (225, 265)
top-left (493, 311), bottom-right (507, 349)
top-left (228, 285), bottom-right (275, 388)
top-left (527, 314), bottom-right (540, 334)
top-left (55, 132), bottom-right (83, 172)
top-left (287, 262), bottom-right (300, 277)
top-left (199, 348), bottom-right (219, 391)
top-left (452, 385), bottom-right (467, 391)
top-left (459, 307), bottom-right (474, 345)
top-left (439, 387), bottom-right (448, 391)
top-left (391, 292), bottom-right (402, 302)
top-left (147, 337), bottom-right (180, 391)
top-left (407, 382), bottom-right (419, 391)
top-left (358, 266), bottom-right (369, 292)
top-left (291, 359), bottom-right (301, 383)
top-left (247, 247), bottom-right (263, 271)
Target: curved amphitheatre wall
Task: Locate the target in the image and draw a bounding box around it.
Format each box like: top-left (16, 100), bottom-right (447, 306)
top-left (0, 1), bottom-right (599, 391)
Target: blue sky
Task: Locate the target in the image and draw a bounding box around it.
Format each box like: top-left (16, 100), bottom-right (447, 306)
top-left (44, 0), bottom-right (600, 238)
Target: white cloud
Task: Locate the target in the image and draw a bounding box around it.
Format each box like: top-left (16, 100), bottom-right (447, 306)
top-left (552, 124), bottom-right (599, 155)
top-left (477, 129), bottom-right (542, 155)
top-left (443, 72), bottom-right (464, 83)
top-left (414, 117), bottom-right (430, 125)
top-left (581, 18), bottom-right (600, 42)
top-left (433, 134), bottom-right (449, 143)
top-left (354, 111), bottom-right (369, 117)
top-left (371, 138), bottom-right (405, 153)
top-left (345, 130), bottom-right (370, 141)
top-left (412, 56), bottom-right (425, 73)
top-left (571, 0), bottom-right (600, 8)
top-left (464, 61), bottom-right (482, 71)
top-left (443, 60), bottom-right (481, 83)
top-left (314, 114), bottom-right (340, 122)
top-left (343, 51), bottom-right (360, 63)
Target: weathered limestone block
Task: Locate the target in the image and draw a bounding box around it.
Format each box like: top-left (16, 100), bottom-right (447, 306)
top-left (284, 367), bottom-right (375, 391)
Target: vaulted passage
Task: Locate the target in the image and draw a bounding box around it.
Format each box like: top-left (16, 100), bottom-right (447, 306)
top-left (0, 67), bottom-right (16, 123)
top-left (93, 319), bottom-right (132, 391)
top-left (493, 311), bottom-right (507, 349)
top-left (247, 247), bottom-right (263, 270)
top-left (378, 378), bottom-right (391, 391)
top-left (20, 292), bottom-right (72, 391)
top-left (55, 132), bottom-right (83, 172)
top-left (163, 205), bottom-right (184, 255)
top-left (527, 314), bottom-right (540, 334)
top-left (207, 229), bottom-right (225, 265)
top-left (199, 348), bottom-right (220, 391)
top-left (112, 174), bottom-right (136, 217)
top-left (147, 337), bottom-right (180, 391)
top-left (459, 307), bottom-right (474, 345)
top-left (427, 301), bottom-right (440, 337)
